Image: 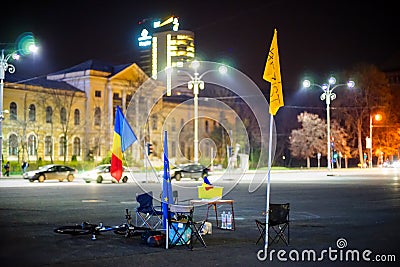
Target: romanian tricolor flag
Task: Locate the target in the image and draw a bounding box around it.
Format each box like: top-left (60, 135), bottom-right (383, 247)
top-left (110, 106), bottom-right (137, 182)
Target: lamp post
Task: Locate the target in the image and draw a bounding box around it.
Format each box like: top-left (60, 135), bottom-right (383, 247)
top-left (184, 61), bottom-right (227, 164)
top-left (369, 115), bottom-right (372, 168)
top-left (303, 77), bottom-right (355, 171)
top-left (368, 113), bottom-right (382, 168)
top-left (0, 35), bottom-right (38, 177)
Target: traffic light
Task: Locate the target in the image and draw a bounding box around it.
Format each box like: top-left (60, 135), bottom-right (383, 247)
top-left (228, 146), bottom-right (233, 157)
top-left (333, 150), bottom-right (338, 163)
top-left (147, 143), bottom-right (153, 155)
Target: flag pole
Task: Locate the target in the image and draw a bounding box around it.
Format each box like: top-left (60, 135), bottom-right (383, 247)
top-left (257, 28), bottom-right (284, 261)
top-left (162, 130), bottom-right (173, 249)
top-left (265, 113), bottom-right (274, 252)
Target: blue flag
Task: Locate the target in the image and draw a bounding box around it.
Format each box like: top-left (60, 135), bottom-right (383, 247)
top-left (162, 131), bottom-right (173, 229)
top-left (116, 106), bottom-right (137, 152)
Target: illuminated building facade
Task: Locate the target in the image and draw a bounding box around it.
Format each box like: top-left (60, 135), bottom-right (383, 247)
top-left (2, 60), bottom-right (149, 164)
top-left (137, 16), bottom-right (195, 78)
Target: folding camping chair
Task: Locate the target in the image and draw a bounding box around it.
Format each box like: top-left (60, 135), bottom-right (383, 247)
top-left (168, 204), bottom-right (206, 250)
top-left (136, 191), bottom-right (163, 230)
top-left (255, 203), bottom-right (290, 246)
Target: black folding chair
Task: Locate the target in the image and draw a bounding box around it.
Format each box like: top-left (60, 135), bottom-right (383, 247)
top-left (168, 204), bottom-right (206, 250)
top-left (256, 203), bottom-right (290, 246)
top-left (136, 191), bottom-right (163, 230)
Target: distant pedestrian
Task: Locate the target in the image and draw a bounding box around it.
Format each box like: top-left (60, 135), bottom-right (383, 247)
top-left (3, 161), bottom-right (10, 177)
top-left (22, 161), bottom-right (29, 174)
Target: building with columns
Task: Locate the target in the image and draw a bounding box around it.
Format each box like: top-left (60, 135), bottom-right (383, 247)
top-left (2, 59), bottom-right (149, 163)
top-left (3, 60), bottom-right (242, 167)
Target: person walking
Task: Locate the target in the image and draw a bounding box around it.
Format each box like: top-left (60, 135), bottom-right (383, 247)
top-left (22, 161), bottom-right (29, 174)
top-left (3, 161), bottom-right (10, 177)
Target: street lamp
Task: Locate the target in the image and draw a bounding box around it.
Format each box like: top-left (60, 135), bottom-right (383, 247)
top-left (303, 77), bottom-right (355, 171)
top-left (1, 34), bottom-right (38, 177)
top-left (368, 113), bottom-right (382, 168)
top-left (183, 61), bottom-right (227, 163)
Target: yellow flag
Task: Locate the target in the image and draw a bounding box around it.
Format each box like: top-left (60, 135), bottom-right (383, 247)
top-left (263, 29), bottom-right (284, 115)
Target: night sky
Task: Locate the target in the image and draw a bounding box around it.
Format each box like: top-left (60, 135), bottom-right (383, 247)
top-left (1, 0), bottom-right (399, 131)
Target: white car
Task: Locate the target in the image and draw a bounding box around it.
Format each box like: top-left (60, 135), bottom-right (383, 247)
top-left (79, 164), bottom-right (131, 183)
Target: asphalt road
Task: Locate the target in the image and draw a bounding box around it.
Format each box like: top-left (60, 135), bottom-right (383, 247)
top-left (0, 168), bottom-right (399, 266)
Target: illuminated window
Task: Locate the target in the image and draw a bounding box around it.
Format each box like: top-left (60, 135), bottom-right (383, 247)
top-left (94, 107), bottom-right (101, 126)
top-left (74, 109), bottom-right (80, 125)
top-left (9, 102), bottom-right (17, 120)
top-left (59, 136), bottom-right (66, 156)
top-left (45, 136), bottom-right (52, 156)
top-left (73, 137), bottom-right (81, 156)
top-left (152, 37), bottom-right (158, 79)
top-left (27, 135), bottom-right (37, 156)
top-left (94, 137), bottom-right (101, 156)
top-left (46, 106), bottom-right (53, 123)
top-left (8, 134), bottom-right (18, 156)
top-left (60, 107), bottom-right (67, 124)
top-left (29, 104), bottom-right (36, 121)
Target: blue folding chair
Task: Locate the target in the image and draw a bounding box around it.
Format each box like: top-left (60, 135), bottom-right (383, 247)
top-left (136, 191), bottom-right (163, 230)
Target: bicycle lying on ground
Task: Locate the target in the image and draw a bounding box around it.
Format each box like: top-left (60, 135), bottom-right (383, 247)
top-left (54, 208), bottom-right (151, 240)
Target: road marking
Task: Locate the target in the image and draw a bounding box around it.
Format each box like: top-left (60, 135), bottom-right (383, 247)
top-left (120, 201), bottom-right (137, 204)
top-left (81, 199), bottom-right (107, 203)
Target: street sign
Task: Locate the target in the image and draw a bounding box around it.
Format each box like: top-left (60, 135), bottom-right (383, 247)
top-left (366, 137), bottom-right (371, 149)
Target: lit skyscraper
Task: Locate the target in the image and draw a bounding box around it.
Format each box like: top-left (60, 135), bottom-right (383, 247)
top-left (137, 16), bottom-right (195, 78)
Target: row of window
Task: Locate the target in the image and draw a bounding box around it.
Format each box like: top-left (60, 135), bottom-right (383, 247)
top-left (150, 115), bottom-right (212, 133)
top-left (7, 102), bottom-right (102, 126)
top-left (7, 133), bottom-right (81, 157)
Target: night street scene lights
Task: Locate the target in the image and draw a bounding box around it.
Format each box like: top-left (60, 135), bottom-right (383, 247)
top-left (0, 32), bottom-right (39, 177)
top-left (181, 60), bottom-right (227, 164)
top-left (367, 113), bottom-right (383, 168)
top-left (303, 77), bottom-right (355, 171)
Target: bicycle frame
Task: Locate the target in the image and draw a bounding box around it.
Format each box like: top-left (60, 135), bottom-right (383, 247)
top-left (54, 208), bottom-right (151, 240)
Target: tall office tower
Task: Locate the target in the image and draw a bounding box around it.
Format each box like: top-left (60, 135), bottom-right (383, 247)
top-left (137, 16), bottom-right (195, 79)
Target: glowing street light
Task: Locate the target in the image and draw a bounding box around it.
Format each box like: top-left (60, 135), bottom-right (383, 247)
top-left (303, 76), bottom-right (355, 171)
top-left (181, 61), bottom-right (227, 163)
top-left (0, 33), bottom-right (38, 177)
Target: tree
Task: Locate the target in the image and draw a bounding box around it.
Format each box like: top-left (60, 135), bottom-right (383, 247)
top-left (289, 112), bottom-right (325, 168)
top-left (374, 126), bottom-right (400, 161)
top-left (330, 120), bottom-right (351, 168)
top-left (32, 94), bottom-right (54, 164)
top-left (335, 63), bottom-right (392, 165)
top-left (49, 89), bottom-right (78, 164)
top-left (289, 112), bottom-right (350, 168)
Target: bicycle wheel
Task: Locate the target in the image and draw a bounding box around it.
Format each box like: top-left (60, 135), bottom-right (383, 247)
top-left (113, 224), bottom-right (129, 235)
top-left (54, 223), bottom-right (96, 235)
top-left (114, 224), bottom-right (150, 237)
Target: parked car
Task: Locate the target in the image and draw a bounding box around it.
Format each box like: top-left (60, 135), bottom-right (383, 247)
top-left (383, 160), bottom-right (400, 168)
top-left (79, 164), bottom-right (131, 183)
top-left (23, 164), bottom-right (77, 183)
top-left (170, 163), bottom-right (210, 181)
